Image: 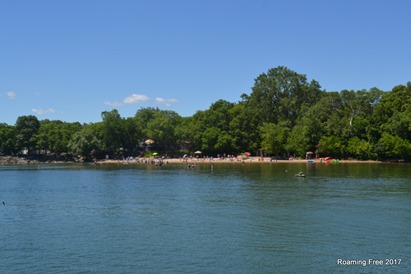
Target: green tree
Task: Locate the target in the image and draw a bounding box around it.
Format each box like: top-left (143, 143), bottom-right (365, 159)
top-left (201, 127), bottom-right (220, 154)
top-left (373, 84), bottom-right (411, 128)
top-left (190, 100), bottom-right (237, 155)
top-left (122, 117), bottom-right (141, 155)
top-left (0, 123), bottom-right (16, 154)
top-left (202, 100), bottom-right (235, 131)
top-left (283, 103), bottom-right (325, 158)
top-left (214, 131), bottom-right (234, 154)
top-left (35, 120), bottom-right (82, 155)
top-left (340, 88), bottom-right (383, 138)
top-left (375, 132), bottom-right (411, 160)
top-left (174, 116), bottom-right (199, 152)
top-left (145, 110), bottom-right (181, 154)
top-left (229, 102), bottom-right (260, 153)
top-left (286, 124), bottom-right (310, 157)
top-left (68, 123), bottom-right (103, 159)
top-left (15, 115), bottom-right (40, 154)
top-left (260, 122), bottom-right (290, 156)
top-left (375, 83), bottom-right (411, 140)
top-left (347, 137), bottom-right (372, 160)
top-left (244, 66), bottom-right (324, 126)
top-left (317, 136), bottom-right (345, 158)
top-left (101, 109), bottom-right (125, 156)
top-left (134, 107), bottom-right (160, 137)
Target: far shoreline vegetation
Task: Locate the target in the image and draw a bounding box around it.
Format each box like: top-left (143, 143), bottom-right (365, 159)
top-left (1, 66), bottom-right (411, 163)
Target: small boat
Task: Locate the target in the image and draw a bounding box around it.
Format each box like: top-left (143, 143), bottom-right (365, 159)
top-left (295, 173), bottom-right (306, 177)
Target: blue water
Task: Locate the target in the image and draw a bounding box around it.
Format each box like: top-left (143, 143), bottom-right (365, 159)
top-left (1, 163), bottom-right (410, 273)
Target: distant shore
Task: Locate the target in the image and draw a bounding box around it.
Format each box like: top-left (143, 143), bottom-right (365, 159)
top-left (96, 157), bottom-right (384, 165)
top-left (0, 155), bottom-right (395, 165)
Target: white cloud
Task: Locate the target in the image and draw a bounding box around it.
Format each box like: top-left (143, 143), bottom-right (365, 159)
top-left (32, 108), bottom-right (56, 115)
top-left (123, 94), bottom-right (149, 104)
top-left (104, 101), bottom-right (123, 107)
top-left (104, 94), bottom-right (150, 107)
top-left (7, 91), bottom-right (16, 99)
top-left (155, 97), bottom-right (178, 107)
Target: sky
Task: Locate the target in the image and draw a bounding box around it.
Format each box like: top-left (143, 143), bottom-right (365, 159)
top-left (1, 0), bottom-right (410, 125)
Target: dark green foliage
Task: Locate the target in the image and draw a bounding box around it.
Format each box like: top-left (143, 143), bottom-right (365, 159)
top-left (0, 123), bottom-right (16, 154)
top-left (135, 108), bottom-right (182, 155)
top-left (1, 68), bottom-right (410, 160)
top-left (35, 120), bottom-right (82, 155)
top-left (15, 115), bottom-right (40, 154)
top-left (245, 66), bottom-right (324, 126)
top-left (67, 123), bottom-right (104, 160)
top-left (101, 109), bottom-right (124, 155)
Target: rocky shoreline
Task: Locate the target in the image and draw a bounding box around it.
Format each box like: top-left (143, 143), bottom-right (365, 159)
top-left (0, 155), bottom-right (76, 165)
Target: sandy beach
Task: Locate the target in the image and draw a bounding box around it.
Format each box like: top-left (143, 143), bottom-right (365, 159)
top-left (0, 156), bottom-right (382, 165)
top-left (97, 157), bottom-right (382, 165)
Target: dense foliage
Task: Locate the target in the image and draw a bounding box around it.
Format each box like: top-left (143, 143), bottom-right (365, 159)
top-left (1, 66), bottom-right (410, 161)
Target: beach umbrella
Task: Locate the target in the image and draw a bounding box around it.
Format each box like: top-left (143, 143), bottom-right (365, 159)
top-left (194, 151), bottom-right (202, 154)
top-left (244, 152), bottom-right (251, 156)
top-left (144, 139), bottom-right (155, 145)
top-left (306, 151), bottom-right (314, 159)
top-left (152, 152), bottom-right (158, 156)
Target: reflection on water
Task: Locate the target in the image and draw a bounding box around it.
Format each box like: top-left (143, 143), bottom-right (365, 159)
top-left (0, 162), bottom-right (410, 273)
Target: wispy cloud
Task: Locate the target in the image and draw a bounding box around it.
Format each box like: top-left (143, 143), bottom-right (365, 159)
top-left (104, 101), bottom-right (123, 107)
top-left (155, 97), bottom-right (178, 107)
top-left (32, 108), bottom-right (56, 115)
top-left (124, 94), bottom-right (149, 104)
top-left (104, 94), bottom-right (177, 108)
top-left (7, 91), bottom-right (16, 99)
top-left (104, 93), bottom-right (150, 107)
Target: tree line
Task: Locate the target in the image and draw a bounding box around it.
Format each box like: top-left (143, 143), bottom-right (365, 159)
top-left (1, 66), bottom-right (411, 161)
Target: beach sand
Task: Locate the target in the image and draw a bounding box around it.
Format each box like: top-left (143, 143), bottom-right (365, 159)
top-left (97, 157), bottom-right (381, 165)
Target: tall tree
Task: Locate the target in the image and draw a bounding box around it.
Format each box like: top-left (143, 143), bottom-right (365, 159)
top-left (174, 116), bottom-right (199, 152)
top-left (145, 110), bottom-right (181, 154)
top-left (191, 100), bottom-right (237, 155)
top-left (0, 123), bottom-right (16, 154)
top-left (101, 109), bottom-right (124, 155)
top-left (229, 102), bottom-right (260, 153)
top-left (134, 107), bottom-right (161, 137)
top-left (260, 122), bottom-right (290, 157)
top-left (121, 117), bottom-right (141, 154)
top-left (374, 83), bottom-right (411, 140)
top-left (340, 88), bottom-right (383, 138)
top-left (15, 115), bottom-right (40, 154)
top-left (35, 120), bottom-right (82, 155)
top-left (68, 123), bottom-right (103, 159)
top-left (244, 66), bottom-right (324, 126)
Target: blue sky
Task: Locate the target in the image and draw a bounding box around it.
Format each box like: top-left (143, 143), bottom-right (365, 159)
top-left (1, 0), bottom-right (410, 125)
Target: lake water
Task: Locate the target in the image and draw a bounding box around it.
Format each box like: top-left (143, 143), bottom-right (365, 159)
top-left (0, 162), bottom-right (410, 273)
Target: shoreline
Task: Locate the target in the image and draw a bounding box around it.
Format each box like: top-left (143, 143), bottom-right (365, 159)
top-left (96, 157), bottom-right (385, 165)
top-left (0, 155), bottom-right (75, 165)
top-left (0, 155), bottom-right (399, 165)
